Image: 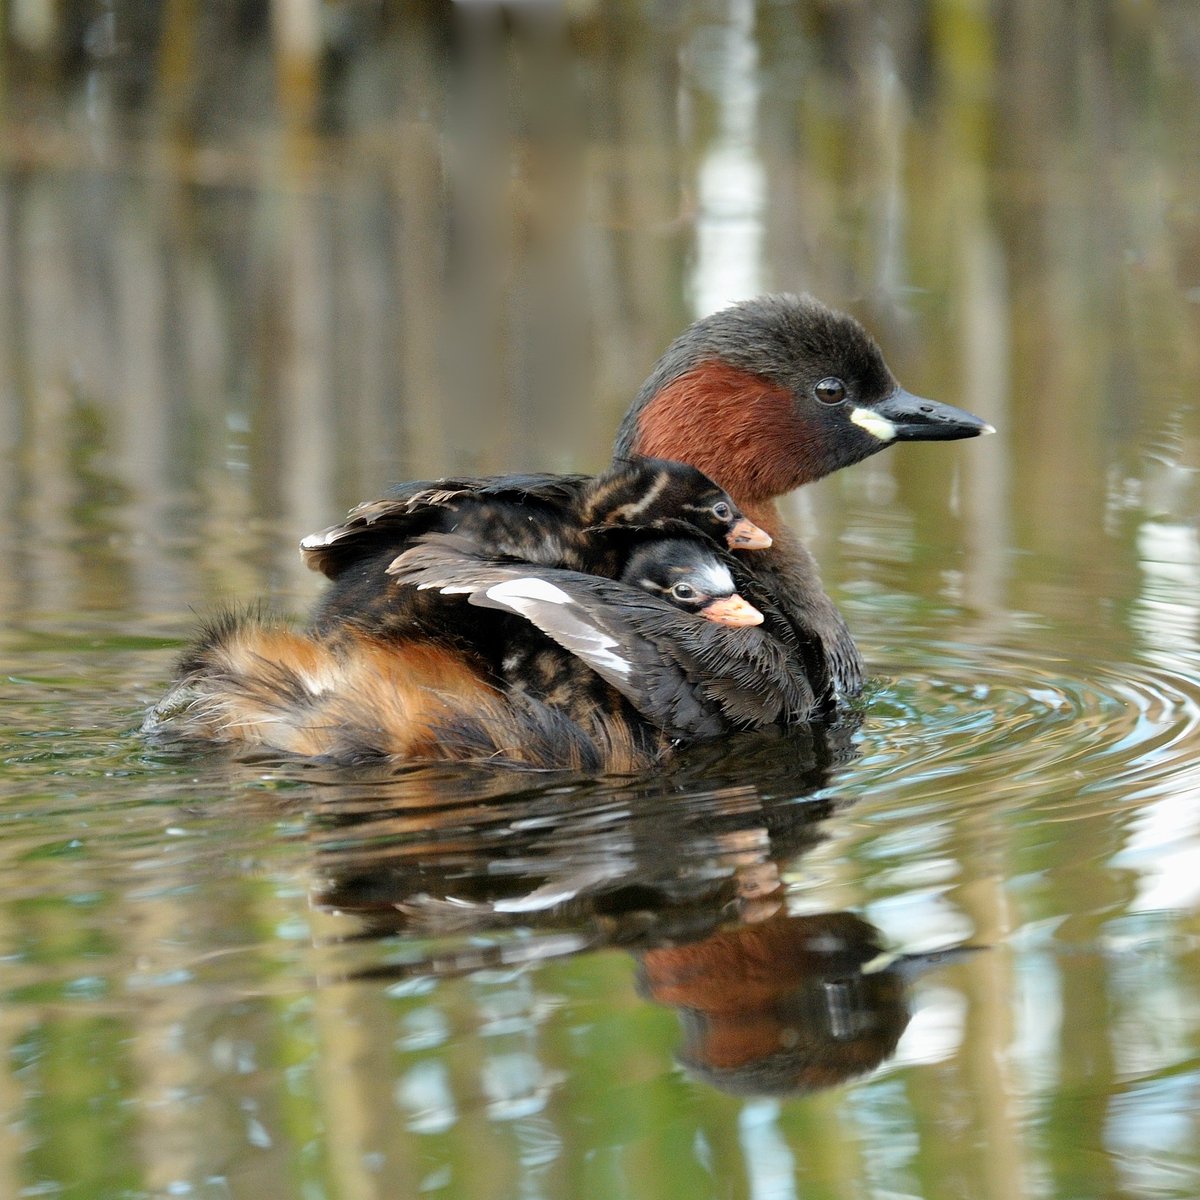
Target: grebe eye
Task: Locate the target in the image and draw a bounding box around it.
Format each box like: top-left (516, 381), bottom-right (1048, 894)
top-left (672, 582), bottom-right (696, 600)
top-left (814, 377), bottom-right (847, 405)
top-left (712, 501), bottom-right (731, 521)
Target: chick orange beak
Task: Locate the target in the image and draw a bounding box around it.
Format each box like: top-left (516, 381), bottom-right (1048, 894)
top-left (700, 593), bottom-right (764, 627)
top-left (726, 517), bottom-right (772, 550)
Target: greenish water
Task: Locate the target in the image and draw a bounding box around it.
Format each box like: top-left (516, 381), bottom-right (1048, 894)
top-left (3, 4), bottom-right (1200, 1199)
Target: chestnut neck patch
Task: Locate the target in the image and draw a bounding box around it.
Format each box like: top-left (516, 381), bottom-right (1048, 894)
top-left (631, 361), bottom-right (825, 504)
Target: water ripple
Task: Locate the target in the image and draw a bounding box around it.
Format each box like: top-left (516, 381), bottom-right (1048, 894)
top-left (855, 639), bottom-right (1200, 813)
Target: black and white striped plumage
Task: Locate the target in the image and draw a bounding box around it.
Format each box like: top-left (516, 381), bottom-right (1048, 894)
top-left (301, 457), bottom-right (766, 582)
top-left (388, 535), bottom-right (815, 740)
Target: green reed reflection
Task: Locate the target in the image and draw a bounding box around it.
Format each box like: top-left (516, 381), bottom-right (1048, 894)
top-left (1, 2), bottom-right (1199, 1199)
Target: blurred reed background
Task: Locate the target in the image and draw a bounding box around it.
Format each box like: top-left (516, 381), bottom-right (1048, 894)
top-left (0, 0), bottom-right (1196, 638)
top-left (1, 7), bottom-right (1200, 1198)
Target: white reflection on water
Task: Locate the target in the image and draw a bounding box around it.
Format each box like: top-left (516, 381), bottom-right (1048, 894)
top-left (738, 1098), bottom-right (797, 1200)
top-left (1108, 1075), bottom-right (1200, 1197)
top-left (1134, 521), bottom-right (1200, 653)
top-left (1120, 788), bottom-right (1200, 913)
top-left (482, 1051), bottom-right (559, 1121)
top-left (1124, 518), bottom-right (1200, 909)
top-left (1011, 951), bottom-right (1063, 1092)
top-left (396, 1059), bottom-right (458, 1135)
top-left (865, 891), bottom-right (975, 958)
top-left (893, 984), bottom-right (966, 1068)
top-left (683, 0), bottom-right (765, 317)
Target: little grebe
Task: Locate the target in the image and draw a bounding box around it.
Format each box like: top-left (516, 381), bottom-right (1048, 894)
top-left (147, 294), bottom-right (991, 769)
top-left (148, 457), bottom-right (779, 767)
top-left (387, 532), bottom-right (768, 740)
top-left (302, 457), bottom-right (770, 650)
top-left (301, 456), bottom-right (770, 581)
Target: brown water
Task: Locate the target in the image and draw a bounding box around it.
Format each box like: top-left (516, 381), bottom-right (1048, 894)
top-left (3, 4), bottom-right (1200, 1198)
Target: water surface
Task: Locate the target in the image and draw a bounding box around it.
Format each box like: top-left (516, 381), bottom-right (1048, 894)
top-left (2, 5), bottom-right (1200, 1199)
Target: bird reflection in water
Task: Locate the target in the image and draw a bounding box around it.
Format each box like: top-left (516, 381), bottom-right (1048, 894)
top-left (304, 726), bottom-right (975, 1097)
top-left (637, 912), bottom-right (972, 1096)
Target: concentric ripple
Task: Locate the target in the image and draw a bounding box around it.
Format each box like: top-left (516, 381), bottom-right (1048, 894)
top-left (852, 637), bottom-right (1200, 815)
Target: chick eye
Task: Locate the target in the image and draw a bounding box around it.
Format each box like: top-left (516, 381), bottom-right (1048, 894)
top-left (814, 377), bottom-right (847, 405)
top-left (712, 501), bottom-right (731, 521)
top-left (672, 582), bottom-right (696, 600)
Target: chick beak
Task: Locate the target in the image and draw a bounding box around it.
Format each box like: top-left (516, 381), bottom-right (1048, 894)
top-left (726, 518), bottom-right (773, 550)
top-left (699, 593), bottom-right (765, 627)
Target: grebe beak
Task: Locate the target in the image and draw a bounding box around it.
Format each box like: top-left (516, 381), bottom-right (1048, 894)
top-left (699, 594), bottom-right (765, 628)
top-left (854, 388), bottom-right (996, 443)
top-left (726, 518), bottom-right (772, 550)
